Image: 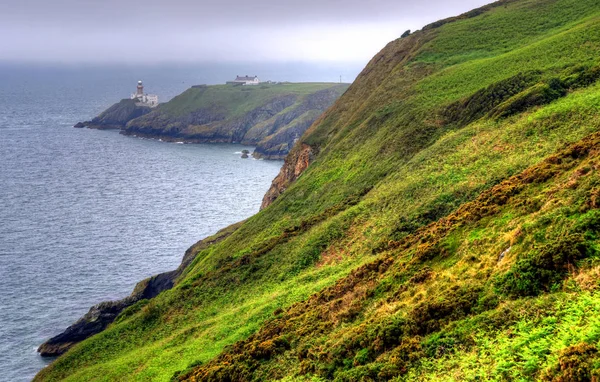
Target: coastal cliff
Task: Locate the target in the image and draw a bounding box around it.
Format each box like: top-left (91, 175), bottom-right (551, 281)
top-left (260, 143), bottom-right (314, 209)
top-left (123, 83), bottom-right (348, 159)
top-left (37, 0), bottom-right (600, 380)
top-left (78, 83), bottom-right (348, 160)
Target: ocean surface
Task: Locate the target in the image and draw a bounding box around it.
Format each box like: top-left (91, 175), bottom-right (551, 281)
top-left (0, 62), bottom-right (361, 381)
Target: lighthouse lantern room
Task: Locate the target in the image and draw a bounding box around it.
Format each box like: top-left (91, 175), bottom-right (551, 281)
top-left (136, 80), bottom-right (144, 96)
top-left (130, 80), bottom-right (159, 107)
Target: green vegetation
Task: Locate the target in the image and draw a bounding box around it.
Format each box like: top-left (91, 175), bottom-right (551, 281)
top-left (35, 0), bottom-right (600, 380)
top-left (161, 83), bottom-right (342, 118)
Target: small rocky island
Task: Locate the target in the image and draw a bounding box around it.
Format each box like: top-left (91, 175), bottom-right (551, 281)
top-left (75, 79), bottom-right (349, 160)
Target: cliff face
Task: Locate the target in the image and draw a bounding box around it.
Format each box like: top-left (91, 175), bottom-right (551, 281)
top-left (259, 28), bottom-right (433, 203)
top-left (121, 83), bottom-right (348, 159)
top-left (249, 87), bottom-right (347, 160)
top-left (37, 0), bottom-right (600, 381)
top-left (123, 94), bottom-right (297, 143)
top-left (260, 143), bottom-right (314, 209)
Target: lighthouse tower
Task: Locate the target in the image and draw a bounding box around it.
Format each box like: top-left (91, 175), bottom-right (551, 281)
top-left (136, 80), bottom-right (144, 97)
top-left (130, 80), bottom-right (159, 107)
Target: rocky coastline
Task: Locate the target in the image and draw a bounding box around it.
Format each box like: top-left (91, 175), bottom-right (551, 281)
top-left (75, 83), bottom-right (349, 160)
top-left (38, 222), bottom-right (243, 357)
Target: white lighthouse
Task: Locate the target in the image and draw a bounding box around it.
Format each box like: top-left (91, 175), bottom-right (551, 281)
top-left (130, 80), bottom-right (159, 107)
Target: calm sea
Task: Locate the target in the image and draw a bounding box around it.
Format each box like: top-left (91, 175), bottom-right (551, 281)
top-left (0, 62), bottom-right (360, 381)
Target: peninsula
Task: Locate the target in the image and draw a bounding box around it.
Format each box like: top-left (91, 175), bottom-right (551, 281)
top-left (76, 81), bottom-right (349, 160)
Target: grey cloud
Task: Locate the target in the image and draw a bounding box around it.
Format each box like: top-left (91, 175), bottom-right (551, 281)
top-left (0, 0), bottom-right (492, 63)
top-left (4, 0), bottom-right (490, 25)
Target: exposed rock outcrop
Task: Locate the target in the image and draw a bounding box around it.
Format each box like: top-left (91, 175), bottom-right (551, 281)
top-left (123, 94), bottom-right (298, 143)
top-left (250, 87), bottom-right (345, 160)
top-left (261, 143), bottom-right (314, 209)
top-left (38, 222), bottom-right (243, 357)
top-left (73, 121), bottom-right (90, 128)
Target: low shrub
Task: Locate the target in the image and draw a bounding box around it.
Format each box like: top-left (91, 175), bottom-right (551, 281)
top-left (541, 343), bottom-right (600, 381)
top-left (495, 234), bottom-right (594, 297)
top-left (443, 71), bottom-right (540, 126)
top-left (490, 78), bottom-right (567, 119)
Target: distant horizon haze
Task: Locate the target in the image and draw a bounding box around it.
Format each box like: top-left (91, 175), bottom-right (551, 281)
top-left (0, 0), bottom-right (492, 64)
top-left (0, 61), bottom-right (365, 92)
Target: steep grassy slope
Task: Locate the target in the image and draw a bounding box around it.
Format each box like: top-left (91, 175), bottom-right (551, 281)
top-left (122, 83), bottom-right (349, 159)
top-left (36, 0), bottom-right (600, 380)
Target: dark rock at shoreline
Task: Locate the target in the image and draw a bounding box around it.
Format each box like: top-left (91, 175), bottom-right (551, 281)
top-left (38, 274), bottom-right (176, 357)
top-left (37, 297), bottom-right (137, 357)
top-left (38, 222), bottom-right (243, 357)
top-left (73, 121), bottom-right (90, 128)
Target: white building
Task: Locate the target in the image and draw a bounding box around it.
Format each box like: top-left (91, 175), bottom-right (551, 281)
top-left (130, 80), bottom-right (159, 107)
top-left (230, 75), bottom-right (261, 86)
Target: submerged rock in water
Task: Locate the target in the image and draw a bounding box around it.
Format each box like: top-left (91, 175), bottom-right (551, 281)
top-left (241, 149), bottom-right (250, 158)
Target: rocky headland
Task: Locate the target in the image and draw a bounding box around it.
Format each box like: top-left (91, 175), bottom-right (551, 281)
top-left (76, 83), bottom-right (348, 160)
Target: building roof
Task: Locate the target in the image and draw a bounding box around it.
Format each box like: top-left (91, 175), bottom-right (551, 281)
top-left (234, 75), bottom-right (259, 81)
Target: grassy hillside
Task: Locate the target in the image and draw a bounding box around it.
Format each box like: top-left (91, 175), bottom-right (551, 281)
top-left (36, 0), bottom-right (600, 380)
top-left (160, 83), bottom-right (340, 118)
top-left (122, 83), bottom-right (349, 159)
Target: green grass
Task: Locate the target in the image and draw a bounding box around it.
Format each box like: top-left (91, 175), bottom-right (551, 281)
top-left (414, 0), bottom-right (599, 67)
top-left (35, 0), bottom-right (600, 380)
top-left (404, 292), bottom-right (600, 381)
top-left (160, 83), bottom-right (344, 118)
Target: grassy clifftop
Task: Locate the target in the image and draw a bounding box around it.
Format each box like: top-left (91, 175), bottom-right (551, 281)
top-left (37, 0), bottom-right (600, 380)
top-left (123, 83), bottom-right (349, 159)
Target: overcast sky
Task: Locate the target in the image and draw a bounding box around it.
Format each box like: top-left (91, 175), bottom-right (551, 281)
top-left (0, 0), bottom-right (492, 64)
